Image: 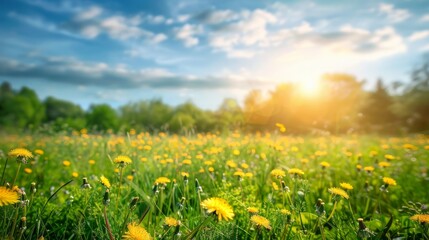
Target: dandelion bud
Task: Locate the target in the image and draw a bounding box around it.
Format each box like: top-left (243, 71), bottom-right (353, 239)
top-left (357, 218), bottom-right (374, 238)
top-left (103, 189), bottom-right (110, 206)
top-left (315, 198), bottom-right (325, 216)
top-left (281, 181), bottom-right (289, 192)
top-left (152, 184), bottom-right (159, 195)
top-left (30, 182), bottom-right (37, 194)
top-left (19, 216), bottom-right (27, 230)
top-left (81, 177), bottom-right (91, 189)
top-left (129, 197), bottom-right (139, 209)
top-left (195, 179), bottom-right (203, 193)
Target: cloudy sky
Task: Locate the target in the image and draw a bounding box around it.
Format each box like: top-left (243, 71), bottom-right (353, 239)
top-left (0, 0), bottom-right (428, 109)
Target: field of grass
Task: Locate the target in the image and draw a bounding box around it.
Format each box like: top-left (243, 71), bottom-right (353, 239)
top-left (1, 131), bottom-right (428, 239)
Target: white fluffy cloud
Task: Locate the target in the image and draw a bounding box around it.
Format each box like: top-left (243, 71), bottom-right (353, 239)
top-left (174, 24), bottom-right (203, 47)
top-left (409, 30), bottom-right (429, 42)
top-left (378, 3), bottom-right (410, 23)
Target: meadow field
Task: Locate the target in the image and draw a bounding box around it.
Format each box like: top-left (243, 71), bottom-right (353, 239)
top-left (1, 131), bottom-right (428, 240)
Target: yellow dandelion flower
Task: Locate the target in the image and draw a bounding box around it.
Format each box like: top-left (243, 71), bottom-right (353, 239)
top-left (208, 167), bottom-right (215, 172)
top-left (114, 168), bottom-right (120, 173)
top-left (356, 164), bottom-right (362, 171)
top-left (181, 172), bottom-right (189, 178)
top-left (233, 149), bottom-right (240, 156)
top-left (272, 182), bottom-right (279, 191)
top-left (281, 209), bottom-right (291, 215)
top-left (164, 217), bottom-right (180, 227)
top-left (320, 161), bottom-right (330, 168)
top-left (127, 175), bottom-right (134, 181)
top-left (301, 158), bottom-right (309, 164)
top-left (226, 160), bottom-right (237, 168)
top-left (270, 169), bottom-right (286, 178)
top-left (364, 166), bottom-right (374, 173)
top-left (100, 176), bottom-right (111, 188)
top-left (88, 160), bottom-right (96, 165)
top-left (384, 154), bottom-right (395, 161)
top-left (0, 186), bottom-right (20, 206)
top-left (114, 155), bottom-right (132, 165)
top-left (155, 177), bottom-right (171, 185)
top-left (123, 223), bottom-right (152, 240)
top-left (378, 161), bottom-right (391, 168)
top-left (234, 171), bottom-right (245, 177)
top-left (182, 159), bottom-right (192, 165)
top-left (247, 207), bottom-right (259, 214)
top-left (34, 149), bottom-right (44, 155)
top-left (276, 123), bottom-right (286, 132)
top-left (8, 148), bottom-right (33, 159)
top-left (340, 182), bottom-right (353, 190)
top-left (24, 168), bottom-right (32, 174)
top-left (288, 168), bottom-right (305, 176)
top-left (241, 163), bottom-right (249, 169)
top-left (72, 172), bottom-right (79, 178)
top-left (410, 214), bottom-right (429, 224)
top-left (250, 215), bottom-right (272, 230)
top-left (382, 177), bottom-right (397, 186)
top-left (63, 160), bottom-right (71, 167)
top-left (328, 187), bottom-right (349, 199)
top-left (201, 197), bottom-right (235, 221)
top-left (245, 172), bottom-right (253, 178)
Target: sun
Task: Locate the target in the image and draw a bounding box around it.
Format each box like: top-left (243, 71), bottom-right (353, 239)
top-left (297, 80), bottom-right (320, 97)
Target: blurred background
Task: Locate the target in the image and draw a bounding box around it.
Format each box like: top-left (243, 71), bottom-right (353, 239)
top-left (0, 0), bottom-right (429, 134)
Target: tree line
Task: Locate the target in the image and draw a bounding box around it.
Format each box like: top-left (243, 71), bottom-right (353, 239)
top-left (1, 60), bottom-right (429, 135)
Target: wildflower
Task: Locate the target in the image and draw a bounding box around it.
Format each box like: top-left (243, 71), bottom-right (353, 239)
top-left (233, 150), bottom-right (240, 156)
top-left (382, 177), bottom-right (397, 186)
top-left (226, 160), bottom-right (237, 168)
top-left (63, 160), bottom-right (71, 167)
top-left (100, 176), bottom-right (111, 188)
top-left (328, 187), bottom-right (349, 199)
top-left (356, 164), bottom-right (362, 172)
top-left (384, 154), bottom-right (395, 161)
top-left (378, 161), bottom-right (391, 168)
top-left (182, 159), bottom-right (192, 165)
top-left (340, 182), bottom-right (353, 190)
top-left (164, 217), bottom-right (180, 227)
top-left (127, 175), bottom-right (134, 181)
top-left (34, 149), bottom-right (44, 155)
top-left (245, 172), bottom-right (253, 178)
top-left (280, 209), bottom-right (291, 215)
top-left (234, 171), bottom-right (245, 178)
top-left (72, 172), bottom-right (79, 178)
top-left (410, 214), bottom-right (429, 224)
top-left (123, 223), bottom-right (152, 240)
top-left (24, 168), bottom-right (32, 174)
top-left (88, 160), bottom-right (96, 165)
top-left (9, 148), bottom-right (33, 163)
top-left (155, 177), bottom-right (171, 185)
top-left (364, 166), bottom-right (374, 174)
top-left (208, 167), bottom-right (214, 173)
top-left (276, 123), bottom-right (286, 133)
top-left (272, 182), bottom-right (279, 191)
top-left (250, 215), bottom-right (272, 230)
top-left (247, 207), bottom-right (259, 214)
top-left (201, 197), bottom-right (234, 221)
top-left (271, 169), bottom-right (286, 178)
top-left (114, 155), bottom-right (132, 167)
top-left (320, 161), bottom-right (330, 169)
top-left (0, 186), bottom-right (20, 206)
top-left (288, 168), bottom-right (304, 176)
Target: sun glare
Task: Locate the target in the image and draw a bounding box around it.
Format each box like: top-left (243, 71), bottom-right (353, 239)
top-left (297, 80), bottom-right (320, 97)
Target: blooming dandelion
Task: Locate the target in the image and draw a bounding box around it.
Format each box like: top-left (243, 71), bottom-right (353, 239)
top-left (8, 148), bottom-right (33, 163)
top-left (247, 207), bottom-right (259, 214)
top-left (410, 214), bottom-right (429, 224)
top-left (380, 177), bottom-right (396, 192)
top-left (123, 223), bottom-right (152, 240)
top-left (288, 168), bottom-right (304, 176)
top-left (250, 215), bottom-right (272, 230)
top-left (24, 168), bottom-right (32, 174)
top-left (100, 176), bottom-right (111, 188)
top-left (63, 160), bottom-right (71, 167)
top-left (320, 161), bottom-right (330, 169)
top-left (270, 169), bottom-right (286, 178)
top-left (328, 187), bottom-right (349, 199)
top-left (114, 155), bottom-right (132, 167)
top-left (340, 182), bottom-right (353, 190)
top-left (164, 217), bottom-right (180, 227)
top-left (0, 186), bottom-right (20, 207)
top-left (155, 177), bottom-right (171, 185)
top-left (201, 197), bottom-right (234, 221)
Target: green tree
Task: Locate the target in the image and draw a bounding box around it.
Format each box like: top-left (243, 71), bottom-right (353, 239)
top-left (86, 104), bottom-right (119, 131)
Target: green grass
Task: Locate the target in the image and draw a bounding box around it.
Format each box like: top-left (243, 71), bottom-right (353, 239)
top-left (0, 132), bottom-right (428, 239)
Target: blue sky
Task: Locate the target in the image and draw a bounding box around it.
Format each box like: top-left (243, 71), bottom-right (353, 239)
top-left (0, 0), bottom-right (428, 109)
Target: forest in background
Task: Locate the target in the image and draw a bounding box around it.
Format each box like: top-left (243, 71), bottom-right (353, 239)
top-left (1, 59), bottom-right (429, 135)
